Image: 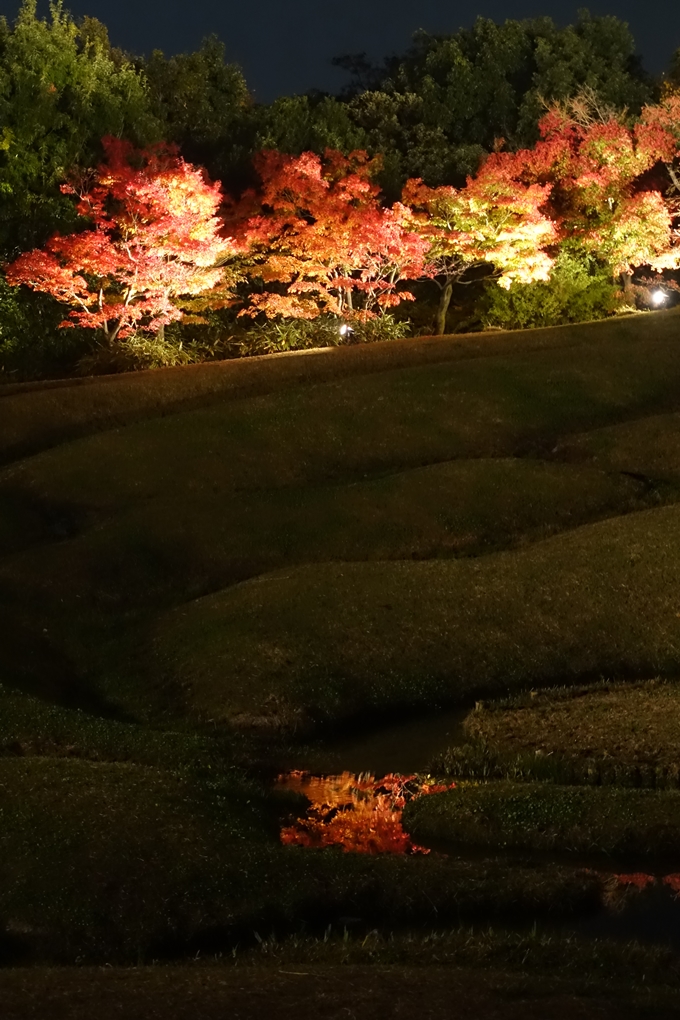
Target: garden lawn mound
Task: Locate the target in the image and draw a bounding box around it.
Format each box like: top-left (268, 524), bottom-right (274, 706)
top-left (150, 502), bottom-right (680, 727)
top-left (554, 411), bottom-right (680, 485)
top-left (403, 780), bottom-right (680, 858)
top-left (431, 680), bottom-right (680, 788)
top-left (1, 308), bottom-right (677, 465)
top-left (4, 310), bottom-right (680, 716)
top-left (0, 458), bottom-right (646, 606)
top-left (3, 320), bottom-right (680, 538)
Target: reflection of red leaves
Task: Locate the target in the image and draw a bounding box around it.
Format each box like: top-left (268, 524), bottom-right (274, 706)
top-left (663, 874), bottom-right (680, 895)
top-left (277, 771), bottom-right (455, 854)
top-left (614, 873), bottom-right (655, 889)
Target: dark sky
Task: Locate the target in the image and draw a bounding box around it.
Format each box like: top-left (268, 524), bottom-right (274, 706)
top-left (4, 1), bottom-right (680, 102)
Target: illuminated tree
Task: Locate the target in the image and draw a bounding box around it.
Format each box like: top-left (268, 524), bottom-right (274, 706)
top-left (5, 137), bottom-right (234, 346)
top-left (226, 148), bottom-right (431, 320)
top-left (478, 100), bottom-right (680, 300)
top-left (403, 170), bottom-right (556, 334)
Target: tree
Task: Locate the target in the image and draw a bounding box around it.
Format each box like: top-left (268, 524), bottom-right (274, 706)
top-left (403, 170), bottom-right (556, 334)
top-left (227, 148), bottom-right (431, 320)
top-left (475, 98), bottom-right (680, 299)
top-left (5, 137), bottom-right (234, 348)
top-left (336, 13), bottom-right (653, 197)
top-left (0, 0), bottom-right (161, 258)
top-left (254, 93), bottom-right (367, 160)
top-left (140, 36), bottom-right (255, 194)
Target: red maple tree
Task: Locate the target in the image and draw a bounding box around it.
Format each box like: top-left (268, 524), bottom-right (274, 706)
top-left (5, 137), bottom-right (234, 345)
top-left (226, 149), bottom-right (432, 321)
top-left (479, 100), bottom-right (680, 297)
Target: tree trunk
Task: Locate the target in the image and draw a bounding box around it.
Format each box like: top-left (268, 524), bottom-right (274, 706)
top-left (157, 323), bottom-right (165, 343)
top-left (435, 281), bottom-right (453, 335)
top-left (621, 272), bottom-right (636, 307)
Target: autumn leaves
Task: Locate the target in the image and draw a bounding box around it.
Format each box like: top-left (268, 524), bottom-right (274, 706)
top-left (7, 90), bottom-right (680, 349)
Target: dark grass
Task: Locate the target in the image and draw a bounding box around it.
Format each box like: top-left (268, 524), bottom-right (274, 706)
top-left (2, 309), bottom-right (676, 465)
top-left (430, 680), bottom-right (680, 789)
top-left (3, 315), bottom-right (680, 718)
top-left (403, 780), bottom-right (680, 857)
top-left (4, 960), bottom-right (679, 1020)
top-left (4, 312), bottom-right (680, 965)
top-left (148, 502), bottom-right (680, 726)
top-left (554, 410), bottom-right (680, 485)
top-left (0, 753), bottom-right (606, 963)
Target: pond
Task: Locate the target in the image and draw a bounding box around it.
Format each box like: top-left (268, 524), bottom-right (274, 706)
top-left (275, 704), bottom-right (680, 947)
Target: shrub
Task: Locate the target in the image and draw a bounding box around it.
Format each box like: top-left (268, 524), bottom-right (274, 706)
top-left (0, 276), bottom-right (86, 382)
top-left (480, 249), bottom-right (622, 330)
top-left (236, 314), bottom-right (411, 357)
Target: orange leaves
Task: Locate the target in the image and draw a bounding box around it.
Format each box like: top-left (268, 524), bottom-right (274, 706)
top-left (230, 149), bottom-right (430, 320)
top-left (403, 168), bottom-right (557, 291)
top-left (6, 137), bottom-right (235, 343)
top-left (277, 771), bottom-right (455, 855)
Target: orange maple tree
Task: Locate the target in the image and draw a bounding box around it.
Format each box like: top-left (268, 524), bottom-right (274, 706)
top-left (5, 136), bottom-right (234, 344)
top-left (226, 149), bottom-right (432, 321)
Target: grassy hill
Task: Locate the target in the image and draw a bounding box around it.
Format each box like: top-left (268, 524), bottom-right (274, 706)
top-left (3, 308), bottom-right (680, 971)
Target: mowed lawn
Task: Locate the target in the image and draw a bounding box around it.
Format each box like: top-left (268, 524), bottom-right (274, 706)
top-left (1, 310), bottom-right (680, 722)
top-left (4, 310), bottom-right (680, 964)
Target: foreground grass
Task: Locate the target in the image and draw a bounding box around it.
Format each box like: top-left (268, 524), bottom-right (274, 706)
top-left (4, 959), bottom-right (679, 1020)
top-left (5, 926), bottom-right (680, 1018)
top-left (0, 755), bottom-right (605, 963)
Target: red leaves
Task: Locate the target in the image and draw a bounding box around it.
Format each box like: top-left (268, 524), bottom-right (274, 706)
top-left (277, 770), bottom-right (455, 855)
top-left (9, 95), bottom-right (680, 347)
top-left (6, 137), bottom-right (234, 343)
top-left (467, 105), bottom-right (680, 284)
top-left (229, 149), bottom-right (431, 320)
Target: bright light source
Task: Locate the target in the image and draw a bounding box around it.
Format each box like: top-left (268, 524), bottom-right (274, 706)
top-left (651, 289), bottom-right (667, 307)
top-left (339, 323), bottom-right (354, 337)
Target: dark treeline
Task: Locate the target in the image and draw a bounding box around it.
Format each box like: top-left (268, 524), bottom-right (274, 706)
top-left (0, 1), bottom-right (677, 378)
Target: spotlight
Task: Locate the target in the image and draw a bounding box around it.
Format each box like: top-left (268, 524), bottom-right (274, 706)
top-left (339, 322), bottom-right (354, 337)
top-left (651, 289), bottom-right (667, 307)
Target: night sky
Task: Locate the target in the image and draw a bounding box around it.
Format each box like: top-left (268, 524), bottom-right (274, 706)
top-left (2, 1), bottom-right (680, 102)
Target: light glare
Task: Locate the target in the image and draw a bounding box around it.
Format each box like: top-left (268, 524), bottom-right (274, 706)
top-left (651, 289), bottom-right (667, 306)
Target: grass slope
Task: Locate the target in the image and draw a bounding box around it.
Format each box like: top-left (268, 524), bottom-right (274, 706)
top-left (2, 308), bottom-right (677, 464)
top-left (151, 502), bottom-right (680, 725)
top-left (3, 312), bottom-right (680, 962)
top-left (403, 780), bottom-right (680, 857)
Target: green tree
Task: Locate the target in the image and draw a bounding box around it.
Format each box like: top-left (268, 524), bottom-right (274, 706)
top-left (0, 0), bottom-right (161, 258)
top-left (254, 93), bottom-right (367, 158)
top-left (140, 36), bottom-right (254, 192)
top-left (337, 12), bottom-right (654, 197)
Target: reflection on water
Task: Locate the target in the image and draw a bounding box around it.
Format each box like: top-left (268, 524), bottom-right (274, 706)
top-left (294, 708), bottom-right (469, 778)
top-left (277, 770), bottom-right (454, 854)
top-left (278, 769), bottom-right (680, 945)
top-left (573, 871), bottom-right (680, 946)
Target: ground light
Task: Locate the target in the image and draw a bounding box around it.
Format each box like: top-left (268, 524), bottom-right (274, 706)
top-left (651, 289), bottom-right (667, 307)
